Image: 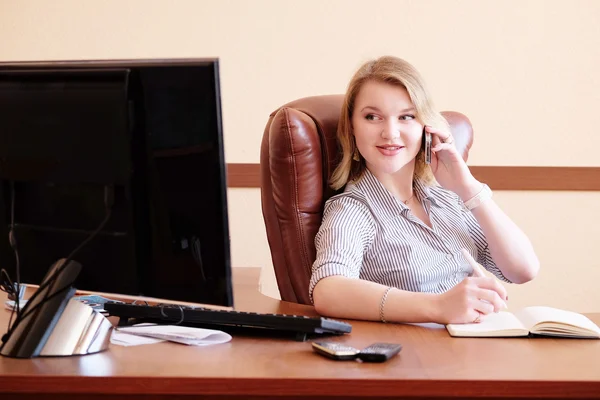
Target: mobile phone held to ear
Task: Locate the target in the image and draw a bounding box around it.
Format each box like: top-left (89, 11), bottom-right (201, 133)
top-left (423, 127), bottom-right (432, 164)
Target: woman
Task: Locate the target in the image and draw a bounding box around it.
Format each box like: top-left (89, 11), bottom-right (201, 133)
top-left (309, 56), bottom-right (539, 325)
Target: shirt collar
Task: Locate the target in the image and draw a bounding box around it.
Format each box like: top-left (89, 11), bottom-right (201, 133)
top-left (413, 177), bottom-right (441, 207)
top-left (350, 169), bottom-right (440, 221)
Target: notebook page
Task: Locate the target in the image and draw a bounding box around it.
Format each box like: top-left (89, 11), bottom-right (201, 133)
top-left (447, 311), bottom-right (528, 336)
top-left (515, 306), bottom-right (600, 335)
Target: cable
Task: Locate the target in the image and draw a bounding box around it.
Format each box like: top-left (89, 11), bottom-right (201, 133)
top-left (6, 205), bottom-right (112, 331)
top-left (9, 181), bottom-right (21, 326)
top-left (0, 181), bottom-right (22, 333)
top-left (12, 186), bottom-right (114, 326)
top-left (0, 269), bottom-right (17, 329)
top-left (3, 185), bottom-right (114, 338)
top-left (0, 270), bottom-right (15, 296)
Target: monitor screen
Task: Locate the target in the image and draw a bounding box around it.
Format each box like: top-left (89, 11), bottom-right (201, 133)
top-left (0, 59), bottom-right (233, 307)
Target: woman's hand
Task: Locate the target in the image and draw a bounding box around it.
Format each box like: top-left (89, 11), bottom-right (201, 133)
top-left (434, 276), bottom-right (508, 325)
top-left (425, 125), bottom-right (481, 201)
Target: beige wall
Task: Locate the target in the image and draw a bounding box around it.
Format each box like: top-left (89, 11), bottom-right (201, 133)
top-left (1, 0), bottom-right (599, 313)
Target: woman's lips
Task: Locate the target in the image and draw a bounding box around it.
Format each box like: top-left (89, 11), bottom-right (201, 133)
top-left (376, 145), bottom-right (404, 156)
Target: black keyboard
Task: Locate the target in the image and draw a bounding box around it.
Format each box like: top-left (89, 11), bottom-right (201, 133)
top-left (103, 301), bottom-right (352, 341)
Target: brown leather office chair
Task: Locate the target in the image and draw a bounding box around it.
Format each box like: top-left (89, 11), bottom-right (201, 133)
top-left (260, 95), bottom-right (474, 305)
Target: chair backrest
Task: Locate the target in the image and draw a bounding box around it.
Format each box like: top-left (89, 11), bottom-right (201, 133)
top-left (260, 94), bottom-right (474, 304)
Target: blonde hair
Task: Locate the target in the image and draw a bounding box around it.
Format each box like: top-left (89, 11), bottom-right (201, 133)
top-left (330, 56), bottom-right (449, 190)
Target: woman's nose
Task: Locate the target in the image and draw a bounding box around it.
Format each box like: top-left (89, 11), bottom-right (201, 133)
top-left (380, 120), bottom-right (400, 140)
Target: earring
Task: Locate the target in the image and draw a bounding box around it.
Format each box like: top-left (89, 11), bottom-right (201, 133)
top-left (352, 147), bottom-right (360, 161)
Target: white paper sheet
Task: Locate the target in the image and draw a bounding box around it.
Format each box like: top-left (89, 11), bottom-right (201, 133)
top-left (111, 330), bottom-right (165, 347)
top-left (111, 323), bottom-right (232, 346)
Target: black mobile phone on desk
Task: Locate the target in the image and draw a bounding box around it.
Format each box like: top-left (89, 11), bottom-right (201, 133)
top-left (311, 341), bottom-right (360, 361)
top-left (422, 126), bottom-right (432, 164)
top-left (356, 342), bottom-right (402, 363)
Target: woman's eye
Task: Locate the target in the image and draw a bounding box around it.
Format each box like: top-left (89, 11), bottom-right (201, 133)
top-left (365, 114), bottom-right (380, 121)
top-left (399, 114), bottom-right (415, 121)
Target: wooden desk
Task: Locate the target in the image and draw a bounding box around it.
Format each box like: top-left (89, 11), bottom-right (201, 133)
top-left (1, 268), bottom-right (599, 400)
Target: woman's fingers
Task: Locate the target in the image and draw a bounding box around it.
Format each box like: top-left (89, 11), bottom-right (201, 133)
top-left (425, 125), bottom-right (454, 146)
top-left (473, 298), bottom-right (495, 315)
top-left (431, 143), bottom-right (456, 153)
top-left (475, 288), bottom-right (508, 312)
top-left (470, 276), bottom-right (508, 301)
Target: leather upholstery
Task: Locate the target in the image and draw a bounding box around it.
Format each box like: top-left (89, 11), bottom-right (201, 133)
top-left (260, 94), bottom-right (473, 304)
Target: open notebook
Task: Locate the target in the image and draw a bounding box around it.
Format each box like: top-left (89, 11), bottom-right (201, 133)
top-left (446, 306), bottom-right (600, 338)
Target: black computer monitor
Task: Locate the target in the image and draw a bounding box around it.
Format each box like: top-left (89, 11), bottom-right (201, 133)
top-left (0, 58), bottom-right (233, 308)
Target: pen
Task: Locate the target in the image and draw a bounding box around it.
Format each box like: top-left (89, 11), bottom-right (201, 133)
top-left (460, 248), bottom-right (486, 278)
top-left (461, 248), bottom-right (508, 307)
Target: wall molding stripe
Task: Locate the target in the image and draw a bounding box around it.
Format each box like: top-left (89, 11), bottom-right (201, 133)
top-left (227, 164), bottom-right (600, 191)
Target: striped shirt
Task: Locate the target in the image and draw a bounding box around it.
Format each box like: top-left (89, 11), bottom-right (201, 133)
top-left (309, 168), bottom-right (510, 303)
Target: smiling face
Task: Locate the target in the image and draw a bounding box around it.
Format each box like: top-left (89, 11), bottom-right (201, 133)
top-left (351, 80), bottom-right (424, 181)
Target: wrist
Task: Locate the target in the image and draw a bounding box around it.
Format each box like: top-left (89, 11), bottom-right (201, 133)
top-left (421, 292), bottom-right (443, 323)
top-left (463, 183), bottom-right (493, 212)
top-left (383, 290), bottom-right (443, 323)
top-left (456, 179), bottom-right (483, 202)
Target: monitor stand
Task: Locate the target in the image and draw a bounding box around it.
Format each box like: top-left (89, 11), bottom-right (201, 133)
top-left (0, 259), bottom-right (113, 359)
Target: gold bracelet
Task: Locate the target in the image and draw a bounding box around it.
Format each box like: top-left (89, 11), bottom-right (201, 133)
top-left (379, 287), bottom-right (393, 323)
